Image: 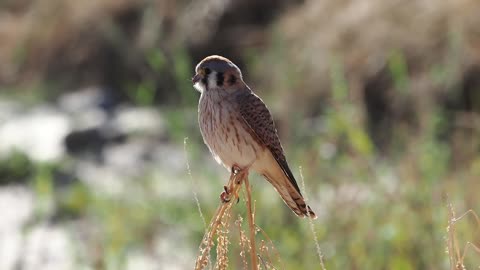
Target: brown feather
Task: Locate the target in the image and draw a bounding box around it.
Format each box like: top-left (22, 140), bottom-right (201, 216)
top-left (235, 88), bottom-right (316, 218)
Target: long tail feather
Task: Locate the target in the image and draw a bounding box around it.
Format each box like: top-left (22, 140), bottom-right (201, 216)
top-left (263, 171), bottom-right (316, 219)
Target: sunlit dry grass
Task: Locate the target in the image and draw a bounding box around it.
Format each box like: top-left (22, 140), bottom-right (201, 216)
top-left (194, 170), bottom-right (287, 270)
top-left (446, 202), bottom-right (480, 270)
top-left (299, 166), bottom-right (326, 270)
top-left (194, 170), bottom-right (256, 270)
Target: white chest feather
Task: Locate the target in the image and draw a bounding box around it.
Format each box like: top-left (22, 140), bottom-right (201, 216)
top-left (198, 91), bottom-right (260, 170)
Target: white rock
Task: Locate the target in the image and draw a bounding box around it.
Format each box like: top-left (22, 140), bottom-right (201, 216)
top-left (113, 106), bottom-right (164, 135)
top-left (0, 107), bottom-right (71, 162)
top-left (126, 252), bottom-right (158, 270)
top-left (0, 186), bottom-right (34, 270)
top-left (58, 86), bottom-right (104, 113)
top-left (0, 186), bottom-right (34, 231)
top-left (23, 225), bottom-right (74, 270)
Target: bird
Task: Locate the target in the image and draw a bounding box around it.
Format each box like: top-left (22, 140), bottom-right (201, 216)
top-left (192, 55), bottom-right (316, 219)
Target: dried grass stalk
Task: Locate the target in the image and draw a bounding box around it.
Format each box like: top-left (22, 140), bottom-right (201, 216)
top-left (244, 176), bottom-right (259, 270)
top-left (299, 167), bottom-right (326, 270)
top-left (195, 170), bottom-right (243, 270)
top-left (235, 215), bottom-right (249, 270)
top-left (195, 169), bottom-right (284, 270)
top-left (446, 200), bottom-right (480, 270)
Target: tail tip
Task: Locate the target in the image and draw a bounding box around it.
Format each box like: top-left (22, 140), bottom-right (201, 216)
top-left (306, 206), bottom-right (317, 219)
top-left (297, 205), bottom-right (317, 219)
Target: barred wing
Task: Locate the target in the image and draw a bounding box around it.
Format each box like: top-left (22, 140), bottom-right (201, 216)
top-left (236, 90), bottom-right (302, 195)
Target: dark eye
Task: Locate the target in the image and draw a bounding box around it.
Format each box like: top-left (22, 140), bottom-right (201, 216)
top-left (204, 68), bottom-right (211, 75)
top-left (228, 74), bottom-right (236, 84)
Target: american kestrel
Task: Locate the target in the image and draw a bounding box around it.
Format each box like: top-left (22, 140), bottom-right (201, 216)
top-left (192, 55), bottom-right (316, 218)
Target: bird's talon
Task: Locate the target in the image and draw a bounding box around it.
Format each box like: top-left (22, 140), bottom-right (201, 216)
top-left (231, 165), bottom-right (241, 175)
top-left (221, 185), bottom-right (232, 203)
top-left (220, 191), bottom-right (231, 203)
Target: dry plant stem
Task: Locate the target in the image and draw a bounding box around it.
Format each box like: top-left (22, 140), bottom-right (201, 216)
top-left (456, 210), bottom-right (480, 264)
top-left (195, 171), bottom-right (243, 270)
top-left (214, 206), bottom-right (233, 270)
top-left (236, 215), bottom-right (248, 270)
top-left (447, 201), bottom-right (457, 270)
top-left (185, 138), bottom-right (211, 269)
top-left (446, 203), bottom-right (480, 270)
top-left (460, 242), bottom-right (480, 263)
top-left (183, 138), bottom-right (207, 228)
top-left (299, 167), bottom-right (327, 270)
top-left (255, 225), bottom-right (283, 268)
top-left (244, 176), bottom-right (259, 270)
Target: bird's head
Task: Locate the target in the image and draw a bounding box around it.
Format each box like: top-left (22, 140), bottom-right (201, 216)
top-left (192, 55), bottom-right (243, 93)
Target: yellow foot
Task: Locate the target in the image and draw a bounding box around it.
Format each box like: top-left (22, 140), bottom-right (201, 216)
top-left (220, 185), bottom-right (231, 203)
top-left (220, 165), bottom-right (246, 203)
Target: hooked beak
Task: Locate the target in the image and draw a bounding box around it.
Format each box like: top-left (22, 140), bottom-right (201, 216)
top-left (192, 73), bottom-right (202, 84)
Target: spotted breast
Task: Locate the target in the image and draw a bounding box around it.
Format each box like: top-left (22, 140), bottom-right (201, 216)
top-left (198, 89), bottom-right (261, 170)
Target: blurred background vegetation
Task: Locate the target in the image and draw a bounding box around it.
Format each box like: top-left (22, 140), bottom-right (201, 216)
top-left (0, 0), bottom-right (479, 269)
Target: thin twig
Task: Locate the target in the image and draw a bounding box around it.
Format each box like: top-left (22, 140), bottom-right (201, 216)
top-left (255, 225), bottom-right (284, 269)
top-left (446, 202), bottom-right (480, 269)
top-left (235, 215), bottom-right (248, 270)
top-left (244, 176), bottom-right (259, 270)
top-left (446, 199), bottom-right (457, 270)
top-left (195, 171), bottom-right (243, 270)
top-left (214, 202), bottom-right (233, 270)
top-left (460, 242), bottom-right (480, 264)
top-left (299, 166), bottom-right (327, 270)
top-left (454, 209), bottom-right (480, 228)
top-left (185, 137), bottom-right (211, 270)
top-left (184, 137), bottom-right (207, 228)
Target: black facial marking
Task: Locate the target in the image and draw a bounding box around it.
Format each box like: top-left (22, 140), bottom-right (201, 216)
top-left (216, 72), bottom-right (224, 87)
top-left (204, 68), bottom-right (211, 75)
top-left (228, 75), bottom-right (236, 85)
top-left (201, 77), bottom-right (207, 85)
